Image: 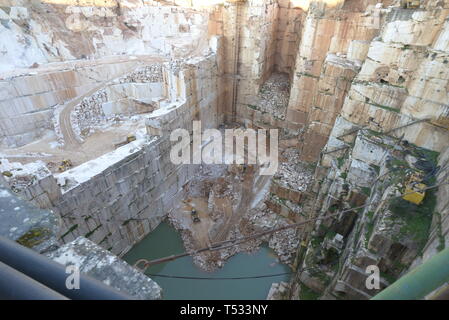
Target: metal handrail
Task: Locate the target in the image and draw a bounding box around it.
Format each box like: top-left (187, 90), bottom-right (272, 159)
top-left (0, 235), bottom-right (132, 300)
top-left (372, 247), bottom-right (449, 300)
top-left (0, 261), bottom-right (68, 300)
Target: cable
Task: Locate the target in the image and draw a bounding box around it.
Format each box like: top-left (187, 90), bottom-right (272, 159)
top-left (135, 181), bottom-right (449, 272)
top-left (145, 266), bottom-right (318, 280)
top-left (145, 272), bottom-right (293, 280)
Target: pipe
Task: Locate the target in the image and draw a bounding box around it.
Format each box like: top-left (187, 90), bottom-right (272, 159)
top-left (372, 247), bottom-right (449, 300)
top-left (0, 261), bottom-right (68, 300)
top-left (429, 284), bottom-right (449, 300)
top-left (0, 235), bottom-right (133, 300)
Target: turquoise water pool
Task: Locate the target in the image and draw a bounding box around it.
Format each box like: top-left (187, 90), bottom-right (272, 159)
top-left (123, 222), bottom-right (291, 300)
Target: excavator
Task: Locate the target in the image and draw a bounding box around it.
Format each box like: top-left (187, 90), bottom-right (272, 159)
top-left (58, 159), bottom-right (73, 172)
top-left (191, 209), bottom-right (201, 223)
top-left (402, 172), bottom-right (427, 205)
top-left (400, 0), bottom-right (420, 9)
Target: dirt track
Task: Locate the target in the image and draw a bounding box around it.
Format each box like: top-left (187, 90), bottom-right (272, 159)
top-left (59, 63), bottom-right (144, 148)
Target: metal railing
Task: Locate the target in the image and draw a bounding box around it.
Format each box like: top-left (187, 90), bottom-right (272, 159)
top-left (372, 247), bottom-right (449, 300)
top-left (0, 235), bottom-right (132, 300)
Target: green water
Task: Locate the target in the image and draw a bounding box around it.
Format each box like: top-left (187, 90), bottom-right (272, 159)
top-left (123, 222), bottom-right (291, 300)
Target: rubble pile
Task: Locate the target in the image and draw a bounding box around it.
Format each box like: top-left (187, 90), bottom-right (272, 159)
top-left (274, 148), bottom-right (313, 192)
top-left (186, 164), bottom-right (231, 198)
top-left (117, 64), bottom-right (163, 83)
top-left (69, 64), bottom-right (164, 141)
top-left (267, 282), bottom-right (290, 300)
top-left (167, 212), bottom-right (249, 272)
top-left (166, 136), bottom-right (312, 272)
top-left (191, 229), bottom-right (263, 272)
top-left (211, 179), bottom-right (233, 198)
top-left (257, 73), bottom-right (290, 120)
top-left (0, 159), bottom-right (51, 193)
top-left (171, 203), bottom-right (301, 272)
top-left (167, 146), bottom-right (307, 271)
top-left (268, 220), bottom-right (300, 263)
top-left (249, 206), bottom-right (300, 264)
top-left (71, 89), bottom-right (108, 139)
top-left (269, 193), bottom-right (302, 214)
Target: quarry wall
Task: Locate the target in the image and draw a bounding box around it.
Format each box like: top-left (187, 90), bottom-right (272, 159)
top-left (0, 0), bottom-right (220, 147)
top-left (2, 52), bottom-right (222, 257)
top-left (1, 0), bottom-right (449, 300)
top-left (417, 147), bottom-right (449, 264)
top-left (56, 53), bottom-right (221, 257)
top-left (0, 0), bottom-right (211, 72)
top-left (0, 59), bottom-right (141, 147)
top-left (295, 2), bottom-right (449, 162)
top-left (213, 1), bottom-right (449, 163)
top-left (286, 0), bottom-right (449, 301)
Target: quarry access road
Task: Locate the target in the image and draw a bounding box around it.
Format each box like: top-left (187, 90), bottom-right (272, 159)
top-left (2, 55), bottom-right (172, 171)
top-left (58, 55), bottom-right (164, 149)
top-left (60, 84), bottom-right (107, 147)
top-left (59, 63), bottom-right (141, 148)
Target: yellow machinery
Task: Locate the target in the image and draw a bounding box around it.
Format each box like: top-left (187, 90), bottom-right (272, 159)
top-left (126, 134), bottom-right (136, 143)
top-left (401, 0), bottom-right (420, 9)
top-left (114, 134), bottom-right (136, 148)
top-left (58, 159), bottom-right (73, 172)
top-left (402, 173), bottom-right (426, 205)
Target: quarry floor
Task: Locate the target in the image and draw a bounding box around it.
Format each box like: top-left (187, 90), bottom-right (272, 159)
top-left (123, 145), bottom-right (311, 298)
top-left (1, 116), bottom-right (147, 172)
top-left (178, 163), bottom-right (259, 246)
top-left (165, 143), bottom-right (310, 272)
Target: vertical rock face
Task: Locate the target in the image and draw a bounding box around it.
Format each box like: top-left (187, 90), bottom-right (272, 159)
top-left (3, 53), bottom-right (221, 257)
top-left (277, 0), bottom-right (449, 300)
top-left (215, 0), bottom-right (281, 120)
top-left (275, 0), bottom-right (303, 75)
top-left (0, 0), bottom-right (211, 73)
top-left (336, 6), bottom-right (449, 153)
top-left (295, 128), bottom-right (443, 300)
top-left (287, 2), bottom-right (384, 161)
top-left (1, 0), bottom-right (449, 300)
top-left (297, 55), bottom-right (360, 161)
top-left (289, 1), bottom-right (449, 299)
top-left (208, 1), bottom-right (307, 124)
top-left (285, 1), bottom-right (449, 162)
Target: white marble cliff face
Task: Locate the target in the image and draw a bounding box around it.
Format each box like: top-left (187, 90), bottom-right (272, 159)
top-left (0, 2), bottom-right (210, 73)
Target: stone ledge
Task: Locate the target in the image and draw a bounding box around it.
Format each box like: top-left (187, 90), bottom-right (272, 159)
top-left (47, 236), bottom-right (162, 300)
